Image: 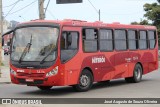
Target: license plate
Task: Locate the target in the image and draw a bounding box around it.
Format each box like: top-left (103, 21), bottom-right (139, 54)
top-left (26, 78), bottom-right (34, 82)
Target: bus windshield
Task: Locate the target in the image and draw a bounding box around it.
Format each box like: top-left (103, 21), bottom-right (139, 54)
top-left (11, 27), bottom-right (59, 62)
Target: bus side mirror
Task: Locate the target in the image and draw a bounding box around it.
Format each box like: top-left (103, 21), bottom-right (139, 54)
top-left (2, 30), bottom-right (14, 37)
top-left (2, 29), bottom-right (14, 46)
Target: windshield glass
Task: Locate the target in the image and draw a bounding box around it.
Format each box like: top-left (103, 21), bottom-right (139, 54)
top-left (11, 27), bottom-right (59, 62)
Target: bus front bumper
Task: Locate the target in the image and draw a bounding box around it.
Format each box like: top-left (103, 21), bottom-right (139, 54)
top-left (10, 74), bottom-right (64, 86)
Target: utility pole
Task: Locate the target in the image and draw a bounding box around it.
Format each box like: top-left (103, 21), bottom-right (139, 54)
top-left (38, 0), bottom-right (45, 20)
top-left (0, 0), bottom-right (3, 77)
top-left (99, 9), bottom-right (101, 21)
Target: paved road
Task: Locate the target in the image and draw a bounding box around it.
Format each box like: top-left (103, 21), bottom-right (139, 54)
top-left (0, 69), bottom-right (160, 98)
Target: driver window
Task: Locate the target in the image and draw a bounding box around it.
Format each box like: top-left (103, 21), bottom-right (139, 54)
top-left (61, 31), bottom-right (79, 62)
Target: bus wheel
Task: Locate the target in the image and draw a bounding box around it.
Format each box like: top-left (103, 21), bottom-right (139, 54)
top-left (37, 86), bottom-right (52, 90)
top-left (125, 64), bottom-right (142, 83)
top-left (73, 69), bottom-right (93, 92)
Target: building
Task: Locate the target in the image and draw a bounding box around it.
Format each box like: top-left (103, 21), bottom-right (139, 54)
top-left (3, 20), bottom-right (19, 46)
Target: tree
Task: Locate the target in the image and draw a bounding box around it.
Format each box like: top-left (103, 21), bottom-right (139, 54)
top-left (143, 2), bottom-right (160, 46)
top-left (143, 3), bottom-right (160, 26)
top-left (139, 19), bottom-right (149, 25)
top-left (131, 19), bottom-right (149, 25)
top-left (131, 0), bottom-right (160, 46)
top-left (131, 21), bottom-right (139, 25)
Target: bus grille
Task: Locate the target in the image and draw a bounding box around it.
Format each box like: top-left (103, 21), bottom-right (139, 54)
top-left (17, 73), bottom-right (45, 78)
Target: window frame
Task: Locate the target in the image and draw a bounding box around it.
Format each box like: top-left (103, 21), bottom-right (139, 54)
top-left (60, 31), bottom-right (80, 63)
top-left (127, 29), bottom-right (138, 51)
top-left (148, 30), bottom-right (157, 50)
top-left (61, 31), bottom-right (79, 50)
top-left (114, 29), bottom-right (128, 51)
top-left (99, 28), bottom-right (114, 52)
top-left (82, 28), bottom-right (99, 53)
top-left (139, 30), bottom-right (148, 50)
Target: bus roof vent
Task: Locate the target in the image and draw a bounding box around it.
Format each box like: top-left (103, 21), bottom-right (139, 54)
top-left (63, 19), bottom-right (87, 22)
top-left (30, 19), bottom-right (40, 21)
top-left (94, 21), bottom-right (103, 23)
top-left (112, 22), bottom-right (120, 24)
top-left (63, 19), bottom-right (73, 21)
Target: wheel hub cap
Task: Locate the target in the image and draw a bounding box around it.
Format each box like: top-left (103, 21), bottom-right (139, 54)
top-left (80, 75), bottom-right (89, 87)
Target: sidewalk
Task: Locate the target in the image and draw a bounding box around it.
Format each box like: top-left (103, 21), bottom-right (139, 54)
top-left (0, 66), bottom-right (11, 84)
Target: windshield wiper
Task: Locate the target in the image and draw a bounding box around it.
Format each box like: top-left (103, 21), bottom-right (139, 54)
top-left (40, 48), bottom-right (56, 64)
top-left (19, 35), bottom-right (32, 63)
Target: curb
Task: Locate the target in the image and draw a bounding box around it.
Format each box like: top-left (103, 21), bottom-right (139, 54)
top-left (0, 82), bottom-right (11, 84)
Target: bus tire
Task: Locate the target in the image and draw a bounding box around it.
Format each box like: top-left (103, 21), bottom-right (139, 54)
top-left (37, 86), bottom-right (52, 90)
top-left (73, 69), bottom-right (93, 92)
top-left (125, 64), bottom-right (142, 83)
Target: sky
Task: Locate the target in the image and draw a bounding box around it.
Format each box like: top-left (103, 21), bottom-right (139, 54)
top-left (2, 0), bottom-right (158, 24)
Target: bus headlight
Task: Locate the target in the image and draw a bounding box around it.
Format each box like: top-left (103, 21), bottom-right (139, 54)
top-left (10, 69), bottom-right (17, 76)
top-left (46, 66), bottom-right (58, 77)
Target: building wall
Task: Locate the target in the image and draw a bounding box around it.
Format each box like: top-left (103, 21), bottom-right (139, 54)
top-left (1, 20), bottom-right (18, 46)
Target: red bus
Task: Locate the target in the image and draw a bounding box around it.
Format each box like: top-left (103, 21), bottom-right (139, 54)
top-left (3, 19), bottom-right (158, 92)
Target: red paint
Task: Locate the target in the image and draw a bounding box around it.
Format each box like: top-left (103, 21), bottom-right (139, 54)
top-left (10, 19), bottom-right (158, 87)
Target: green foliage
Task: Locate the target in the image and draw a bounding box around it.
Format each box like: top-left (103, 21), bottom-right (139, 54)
top-left (131, 19), bottom-right (149, 25)
top-left (144, 3), bottom-right (160, 22)
top-left (131, 1), bottom-right (160, 46)
top-left (143, 2), bottom-right (160, 46)
top-left (131, 21), bottom-right (139, 25)
top-left (139, 19), bottom-right (149, 25)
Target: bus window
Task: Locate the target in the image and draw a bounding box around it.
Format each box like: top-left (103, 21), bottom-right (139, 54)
top-left (139, 31), bottom-right (147, 49)
top-left (61, 31), bottom-right (79, 62)
top-left (83, 29), bottom-right (98, 52)
top-left (148, 31), bottom-right (156, 49)
top-left (128, 30), bottom-right (137, 50)
top-left (99, 29), bottom-right (113, 51)
top-left (115, 30), bottom-right (127, 51)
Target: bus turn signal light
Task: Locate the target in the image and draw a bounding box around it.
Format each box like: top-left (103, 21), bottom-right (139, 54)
top-left (10, 69), bottom-right (17, 76)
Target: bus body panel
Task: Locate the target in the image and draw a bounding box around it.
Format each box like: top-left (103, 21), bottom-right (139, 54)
top-left (10, 58), bottom-right (67, 86)
top-left (113, 51), bottom-right (129, 79)
top-left (128, 51), bottom-right (140, 77)
top-left (9, 20), bottom-right (158, 87)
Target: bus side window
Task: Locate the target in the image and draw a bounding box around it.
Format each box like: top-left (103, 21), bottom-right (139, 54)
top-left (99, 29), bottom-right (113, 51)
top-left (60, 31), bottom-right (79, 62)
top-left (114, 30), bottom-right (127, 51)
top-left (83, 28), bottom-right (98, 52)
top-left (139, 31), bottom-right (147, 50)
top-left (128, 30), bottom-right (137, 50)
top-left (148, 31), bottom-right (156, 49)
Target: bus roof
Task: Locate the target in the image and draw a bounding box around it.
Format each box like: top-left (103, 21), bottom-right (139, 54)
top-left (18, 19), bottom-right (157, 30)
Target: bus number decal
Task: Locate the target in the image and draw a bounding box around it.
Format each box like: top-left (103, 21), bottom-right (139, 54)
top-left (133, 56), bottom-right (138, 60)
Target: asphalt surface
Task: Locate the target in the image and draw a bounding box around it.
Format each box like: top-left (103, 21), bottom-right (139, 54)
top-left (0, 69), bottom-right (160, 98)
top-left (1, 56), bottom-right (160, 107)
top-left (1, 55), bottom-right (160, 98)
